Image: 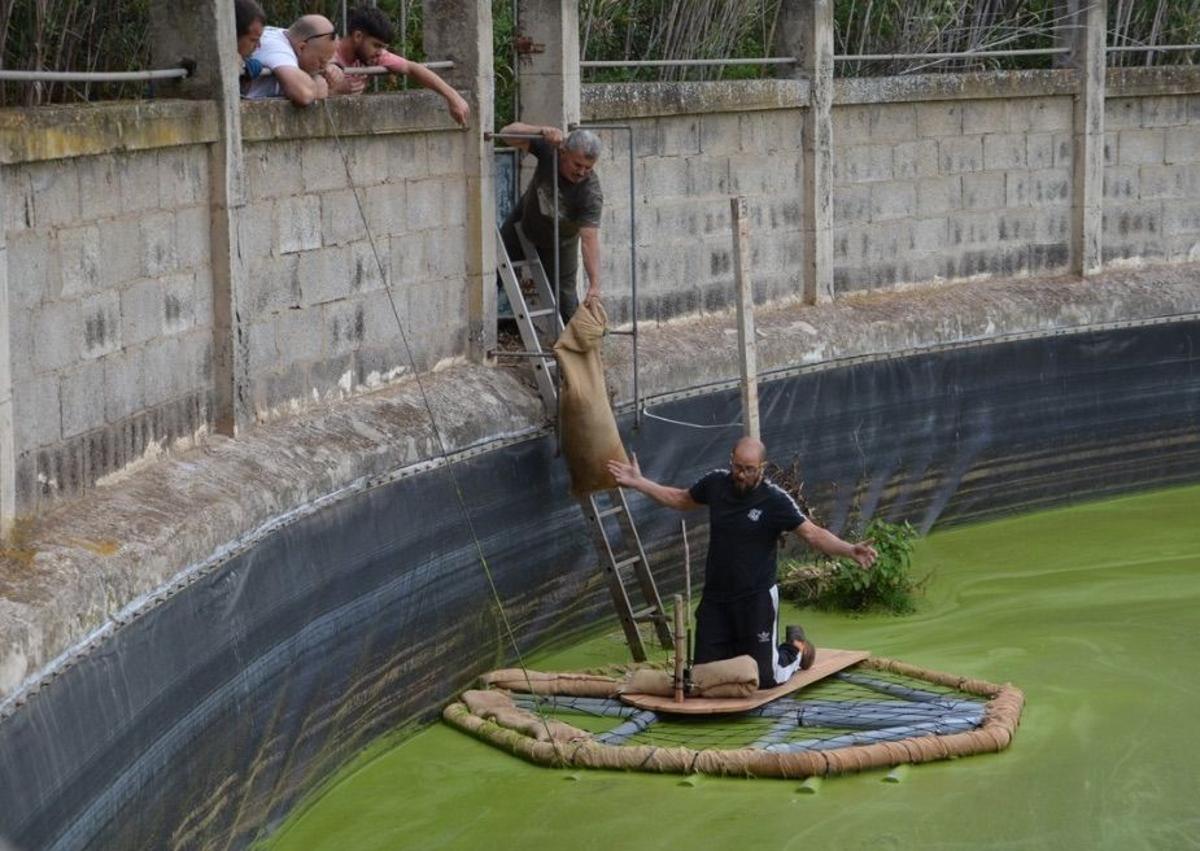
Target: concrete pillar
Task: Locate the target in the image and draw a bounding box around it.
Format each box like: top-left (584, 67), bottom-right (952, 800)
top-left (777, 0), bottom-right (834, 304)
top-left (1064, 0), bottom-right (1106, 276)
top-left (0, 189), bottom-right (15, 535)
top-left (150, 0), bottom-right (252, 434)
top-left (515, 0), bottom-right (581, 129)
top-left (424, 0), bottom-right (498, 361)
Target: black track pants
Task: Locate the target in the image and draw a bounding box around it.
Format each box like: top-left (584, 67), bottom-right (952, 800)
top-left (693, 586), bottom-right (800, 689)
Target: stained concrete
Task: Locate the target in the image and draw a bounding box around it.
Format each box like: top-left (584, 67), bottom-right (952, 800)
top-left (1, 262), bottom-right (1198, 704)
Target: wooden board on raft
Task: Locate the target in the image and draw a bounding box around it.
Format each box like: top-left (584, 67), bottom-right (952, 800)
top-left (620, 648), bottom-right (871, 715)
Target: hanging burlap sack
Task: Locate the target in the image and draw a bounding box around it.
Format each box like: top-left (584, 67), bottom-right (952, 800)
top-left (554, 301), bottom-right (629, 495)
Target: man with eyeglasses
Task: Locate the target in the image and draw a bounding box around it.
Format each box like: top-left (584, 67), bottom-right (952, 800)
top-left (244, 14), bottom-right (347, 106)
top-left (607, 437), bottom-right (877, 690)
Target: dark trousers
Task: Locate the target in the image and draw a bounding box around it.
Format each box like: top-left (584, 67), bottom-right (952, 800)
top-left (498, 214), bottom-right (579, 325)
top-left (693, 586), bottom-right (800, 689)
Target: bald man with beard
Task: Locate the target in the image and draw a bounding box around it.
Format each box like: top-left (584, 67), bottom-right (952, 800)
top-left (244, 14), bottom-right (346, 106)
top-left (608, 437), bottom-right (877, 689)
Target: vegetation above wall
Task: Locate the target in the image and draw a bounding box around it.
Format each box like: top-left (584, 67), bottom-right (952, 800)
top-left (2, 0), bottom-right (1198, 108)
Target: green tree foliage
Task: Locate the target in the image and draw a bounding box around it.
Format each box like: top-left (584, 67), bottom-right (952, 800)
top-left (780, 517), bottom-right (922, 614)
top-left (6, 2), bottom-right (1200, 104)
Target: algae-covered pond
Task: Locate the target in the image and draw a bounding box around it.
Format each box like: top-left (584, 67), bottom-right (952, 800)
top-left (266, 485), bottom-right (1200, 850)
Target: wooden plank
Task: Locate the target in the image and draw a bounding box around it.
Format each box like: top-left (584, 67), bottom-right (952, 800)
top-left (620, 648), bottom-right (870, 715)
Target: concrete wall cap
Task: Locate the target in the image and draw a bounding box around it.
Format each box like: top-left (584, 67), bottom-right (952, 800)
top-left (0, 99), bottom-right (218, 165)
top-left (240, 90), bottom-right (462, 142)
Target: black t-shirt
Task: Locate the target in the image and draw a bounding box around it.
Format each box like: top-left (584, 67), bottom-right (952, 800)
top-left (688, 470), bottom-right (807, 602)
top-left (517, 138), bottom-right (603, 263)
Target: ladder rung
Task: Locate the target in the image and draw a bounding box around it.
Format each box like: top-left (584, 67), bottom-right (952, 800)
top-left (612, 555), bottom-right (640, 570)
top-left (527, 308), bottom-right (555, 318)
top-left (630, 607), bottom-right (661, 622)
top-left (597, 505), bottom-right (625, 518)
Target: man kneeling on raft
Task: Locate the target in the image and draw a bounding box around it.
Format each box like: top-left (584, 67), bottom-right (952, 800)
top-left (608, 438), bottom-right (877, 689)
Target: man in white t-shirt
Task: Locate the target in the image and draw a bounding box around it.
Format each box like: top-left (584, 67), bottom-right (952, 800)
top-left (244, 14), bottom-right (346, 106)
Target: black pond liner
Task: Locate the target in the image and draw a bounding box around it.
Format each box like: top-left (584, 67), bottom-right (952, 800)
top-left (1, 317), bottom-right (1197, 850)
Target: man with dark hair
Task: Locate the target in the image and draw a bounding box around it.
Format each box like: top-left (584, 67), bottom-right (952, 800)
top-left (331, 5), bottom-right (470, 126)
top-left (496, 123), bottom-right (604, 322)
top-left (244, 14), bottom-right (347, 107)
top-left (607, 437), bottom-right (878, 689)
top-left (234, 0), bottom-right (267, 81)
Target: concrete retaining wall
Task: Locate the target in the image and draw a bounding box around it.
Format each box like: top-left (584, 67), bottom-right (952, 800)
top-left (0, 94), bottom-right (466, 511)
top-left (1104, 93), bottom-right (1200, 265)
top-left (582, 68), bottom-right (1200, 317)
top-left (581, 80), bottom-right (808, 323)
top-left (238, 98), bottom-right (468, 422)
top-left (4, 108), bottom-right (218, 508)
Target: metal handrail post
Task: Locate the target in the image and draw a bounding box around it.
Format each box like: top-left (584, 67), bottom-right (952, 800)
top-left (574, 122), bottom-right (639, 429)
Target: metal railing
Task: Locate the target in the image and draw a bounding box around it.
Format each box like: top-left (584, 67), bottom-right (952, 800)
top-left (0, 67), bottom-right (189, 83)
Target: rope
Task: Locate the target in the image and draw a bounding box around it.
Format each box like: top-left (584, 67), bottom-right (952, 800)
top-left (640, 405), bottom-right (742, 430)
top-left (319, 102), bottom-right (559, 749)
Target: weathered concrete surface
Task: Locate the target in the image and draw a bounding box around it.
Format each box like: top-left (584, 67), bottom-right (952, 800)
top-left (0, 100), bottom-right (218, 165)
top-left (602, 263), bottom-right (1200, 405)
top-left (0, 365), bottom-right (542, 702)
top-left (2, 262), bottom-right (1198, 703)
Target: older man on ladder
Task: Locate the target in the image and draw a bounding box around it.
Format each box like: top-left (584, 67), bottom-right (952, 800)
top-left (495, 122), bottom-right (604, 324)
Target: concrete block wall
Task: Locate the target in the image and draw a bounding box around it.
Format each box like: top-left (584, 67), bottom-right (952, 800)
top-left (1103, 93), bottom-right (1200, 265)
top-left (583, 80), bottom-right (807, 325)
top-left (4, 144), bottom-right (215, 507)
top-left (831, 95), bottom-right (1074, 291)
top-left (239, 116), bottom-right (469, 422)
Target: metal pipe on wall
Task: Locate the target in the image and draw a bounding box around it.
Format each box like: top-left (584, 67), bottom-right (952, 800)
top-left (572, 122), bottom-right (639, 429)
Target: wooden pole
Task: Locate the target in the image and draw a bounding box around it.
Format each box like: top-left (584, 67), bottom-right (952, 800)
top-left (673, 593), bottom-right (686, 703)
top-left (730, 196), bottom-right (760, 440)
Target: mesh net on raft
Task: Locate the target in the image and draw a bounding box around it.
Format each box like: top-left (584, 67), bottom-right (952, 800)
top-left (442, 656), bottom-right (1024, 779)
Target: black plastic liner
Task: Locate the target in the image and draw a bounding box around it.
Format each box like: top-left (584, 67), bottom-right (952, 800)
top-left (1, 319), bottom-right (1198, 850)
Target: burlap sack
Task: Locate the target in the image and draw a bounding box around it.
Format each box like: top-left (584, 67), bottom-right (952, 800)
top-left (461, 689), bottom-right (591, 742)
top-left (691, 655), bottom-right (759, 698)
top-left (618, 668), bottom-right (675, 697)
top-left (553, 301), bottom-right (629, 495)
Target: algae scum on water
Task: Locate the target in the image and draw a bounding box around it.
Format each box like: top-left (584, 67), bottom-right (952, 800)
top-left (266, 485), bottom-right (1200, 851)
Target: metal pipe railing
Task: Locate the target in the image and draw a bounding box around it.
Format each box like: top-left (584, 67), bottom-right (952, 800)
top-left (571, 121), bottom-right (640, 430)
top-left (1106, 44), bottom-right (1200, 53)
top-left (259, 60), bottom-right (454, 77)
top-left (581, 57), bottom-right (796, 69)
top-left (835, 47), bottom-right (1070, 62)
top-left (487, 130), bottom-right (562, 322)
top-left (0, 67), bottom-right (189, 83)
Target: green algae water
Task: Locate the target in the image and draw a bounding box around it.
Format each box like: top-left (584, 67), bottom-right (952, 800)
top-left (266, 485), bottom-right (1200, 851)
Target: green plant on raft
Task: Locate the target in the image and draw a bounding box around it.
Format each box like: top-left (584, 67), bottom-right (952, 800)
top-left (780, 517), bottom-right (922, 614)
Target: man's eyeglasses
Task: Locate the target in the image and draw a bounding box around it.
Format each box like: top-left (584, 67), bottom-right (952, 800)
top-left (304, 31), bottom-right (337, 43)
top-left (730, 461), bottom-right (764, 475)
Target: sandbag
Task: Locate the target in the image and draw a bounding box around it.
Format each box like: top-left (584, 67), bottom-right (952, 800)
top-left (691, 656), bottom-right (759, 698)
top-left (618, 668), bottom-right (675, 697)
top-left (554, 301), bottom-right (628, 495)
top-left (461, 689), bottom-right (591, 742)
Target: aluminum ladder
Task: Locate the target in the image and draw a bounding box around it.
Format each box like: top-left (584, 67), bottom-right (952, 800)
top-left (581, 488), bottom-right (674, 662)
top-left (494, 223), bottom-right (563, 413)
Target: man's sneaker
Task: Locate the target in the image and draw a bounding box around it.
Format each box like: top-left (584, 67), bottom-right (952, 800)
top-left (785, 625), bottom-right (817, 670)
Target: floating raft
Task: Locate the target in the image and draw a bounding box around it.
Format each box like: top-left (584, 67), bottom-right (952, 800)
top-left (443, 654), bottom-right (1024, 779)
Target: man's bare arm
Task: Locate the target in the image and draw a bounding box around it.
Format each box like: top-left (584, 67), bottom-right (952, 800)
top-left (580, 226), bottom-right (601, 306)
top-left (274, 65), bottom-right (328, 107)
top-left (606, 456), bottom-right (701, 512)
top-left (795, 522), bottom-right (878, 568)
top-left (496, 122), bottom-right (562, 152)
top-left (406, 63), bottom-right (470, 126)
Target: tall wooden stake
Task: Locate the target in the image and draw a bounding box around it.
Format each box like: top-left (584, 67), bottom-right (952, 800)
top-left (730, 197), bottom-right (760, 440)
